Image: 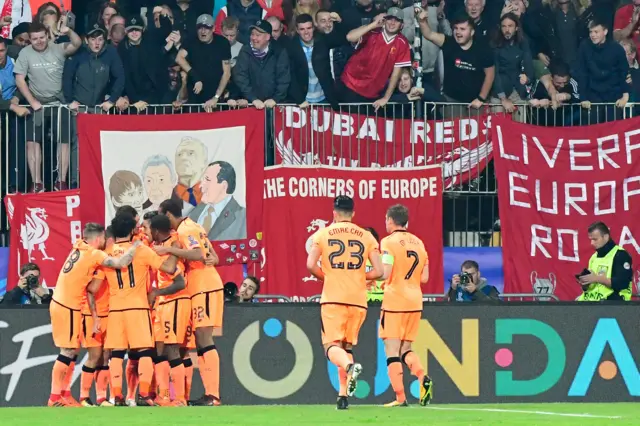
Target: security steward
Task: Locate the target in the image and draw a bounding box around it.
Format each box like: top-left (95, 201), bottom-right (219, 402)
top-left (577, 222), bottom-right (633, 301)
top-left (365, 227), bottom-right (384, 303)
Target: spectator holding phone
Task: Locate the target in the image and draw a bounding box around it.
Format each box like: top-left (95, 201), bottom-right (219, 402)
top-left (576, 222), bottom-right (633, 301)
top-left (36, 2), bottom-right (69, 44)
top-left (448, 260), bottom-right (500, 302)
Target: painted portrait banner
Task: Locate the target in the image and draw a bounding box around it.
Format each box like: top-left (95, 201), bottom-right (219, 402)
top-left (78, 110), bottom-right (264, 259)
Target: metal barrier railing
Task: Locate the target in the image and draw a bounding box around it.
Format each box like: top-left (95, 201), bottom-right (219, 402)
top-left (297, 293), bottom-right (560, 303)
top-left (2, 101), bottom-right (633, 243)
top-left (253, 294), bottom-right (293, 303)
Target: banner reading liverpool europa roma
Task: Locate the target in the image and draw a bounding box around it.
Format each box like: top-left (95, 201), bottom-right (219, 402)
top-left (78, 110), bottom-right (264, 255)
top-left (274, 106), bottom-right (494, 189)
top-left (262, 165), bottom-right (444, 300)
top-left (492, 116), bottom-right (640, 300)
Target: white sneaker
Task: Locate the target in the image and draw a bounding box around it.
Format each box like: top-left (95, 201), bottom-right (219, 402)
top-left (126, 398), bottom-right (137, 407)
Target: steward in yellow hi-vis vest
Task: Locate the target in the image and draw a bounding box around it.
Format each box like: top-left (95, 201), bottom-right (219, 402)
top-left (364, 227), bottom-right (384, 303)
top-left (577, 222), bottom-right (633, 302)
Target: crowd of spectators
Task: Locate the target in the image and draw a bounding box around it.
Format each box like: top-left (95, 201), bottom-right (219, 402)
top-left (2, 0), bottom-right (640, 193)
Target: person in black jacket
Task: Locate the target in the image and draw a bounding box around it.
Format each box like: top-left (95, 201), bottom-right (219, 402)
top-left (314, 9), bottom-right (352, 85)
top-left (575, 19), bottom-right (628, 123)
top-left (64, 24), bottom-right (125, 186)
top-left (287, 14), bottom-right (338, 108)
top-left (232, 19), bottom-right (290, 109)
top-left (2, 263), bottom-right (52, 305)
top-left (117, 15), bottom-right (174, 112)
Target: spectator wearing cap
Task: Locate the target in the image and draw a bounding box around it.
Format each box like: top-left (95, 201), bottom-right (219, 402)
top-left (117, 15), bottom-right (173, 112)
top-left (174, 0), bottom-right (214, 42)
top-left (233, 19), bottom-right (290, 109)
top-left (8, 21), bottom-right (29, 59)
top-left (340, 8), bottom-right (411, 109)
top-left (62, 24), bottom-right (124, 187)
top-left (417, 10), bottom-right (494, 116)
top-left (287, 13), bottom-right (338, 108)
top-left (176, 14), bottom-right (231, 112)
top-left (215, 0), bottom-right (267, 46)
top-left (15, 21), bottom-right (82, 193)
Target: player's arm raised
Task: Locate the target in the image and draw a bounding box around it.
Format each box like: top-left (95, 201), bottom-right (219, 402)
top-left (101, 240), bottom-right (142, 269)
top-left (306, 244), bottom-right (325, 280)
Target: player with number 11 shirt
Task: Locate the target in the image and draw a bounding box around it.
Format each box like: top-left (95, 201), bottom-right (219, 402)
top-left (379, 204), bottom-right (432, 407)
top-left (306, 196), bottom-right (383, 410)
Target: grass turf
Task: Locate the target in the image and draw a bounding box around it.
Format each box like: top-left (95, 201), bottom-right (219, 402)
top-left (2, 403), bottom-right (639, 425)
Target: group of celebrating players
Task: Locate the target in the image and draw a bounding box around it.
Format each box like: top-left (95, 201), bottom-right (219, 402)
top-left (48, 199), bottom-right (223, 407)
top-left (46, 194), bottom-right (432, 409)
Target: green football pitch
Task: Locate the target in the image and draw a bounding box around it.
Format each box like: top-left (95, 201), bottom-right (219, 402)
top-left (3, 404), bottom-right (639, 425)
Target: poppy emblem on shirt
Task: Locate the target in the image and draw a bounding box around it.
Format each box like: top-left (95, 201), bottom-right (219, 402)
top-left (455, 58), bottom-right (461, 66)
top-left (390, 47), bottom-right (396, 54)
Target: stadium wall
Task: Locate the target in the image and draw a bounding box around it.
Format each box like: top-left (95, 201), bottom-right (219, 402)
top-left (0, 304), bottom-right (638, 406)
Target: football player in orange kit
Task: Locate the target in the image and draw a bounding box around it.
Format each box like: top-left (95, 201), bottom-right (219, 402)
top-left (79, 226), bottom-right (117, 407)
top-left (379, 204), bottom-right (432, 407)
top-left (87, 212), bottom-right (180, 406)
top-left (306, 196), bottom-right (383, 410)
top-left (156, 199), bottom-right (223, 406)
top-left (148, 214), bottom-right (191, 406)
top-left (48, 223), bottom-right (141, 407)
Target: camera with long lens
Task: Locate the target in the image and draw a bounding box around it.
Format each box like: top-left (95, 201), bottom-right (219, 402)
top-left (26, 275), bottom-right (39, 289)
top-left (459, 272), bottom-right (473, 286)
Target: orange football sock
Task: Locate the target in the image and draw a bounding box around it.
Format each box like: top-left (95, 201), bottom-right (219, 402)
top-left (125, 359), bottom-right (139, 400)
top-left (60, 359), bottom-right (76, 396)
top-left (201, 346), bottom-right (220, 398)
top-left (183, 358), bottom-right (194, 400)
top-left (327, 346), bottom-right (351, 371)
top-left (155, 357), bottom-right (171, 399)
top-left (169, 359), bottom-right (186, 401)
top-left (80, 365), bottom-right (96, 400)
top-left (50, 355), bottom-right (72, 400)
top-left (138, 357), bottom-right (154, 397)
top-left (403, 351), bottom-right (425, 382)
top-left (109, 357), bottom-right (124, 398)
top-left (95, 366), bottom-right (110, 402)
top-left (387, 359), bottom-right (406, 403)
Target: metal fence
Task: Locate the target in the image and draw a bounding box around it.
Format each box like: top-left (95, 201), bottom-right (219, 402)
top-left (1, 101), bottom-right (633, 246)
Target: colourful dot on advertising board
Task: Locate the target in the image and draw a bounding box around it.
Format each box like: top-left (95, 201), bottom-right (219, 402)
top-left (354, 380), bottom-right (370, 399)
top-left (410, 380), bottom-right (420, 399)
top-left (598, 361), bottom-right (617, 380)
top-left (494, 348), bottom-right (513, 368)
top-left (262, 318), bottom-right (283, 338)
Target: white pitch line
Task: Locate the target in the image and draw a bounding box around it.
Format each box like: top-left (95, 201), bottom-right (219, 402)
top-left (424, 406), bottom-right (623, 419)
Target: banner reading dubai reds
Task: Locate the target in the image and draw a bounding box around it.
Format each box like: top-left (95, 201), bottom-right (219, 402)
top-left (274, 106), bottom-right (494, 189)
top-left (4, 191), bottom-right (82, 292)
top-left (492, 116), bottom-right (640, 300)
top-left (262, 165), bottom-right (444, 300)
top-left (78, 110), bottom-right (264, 255)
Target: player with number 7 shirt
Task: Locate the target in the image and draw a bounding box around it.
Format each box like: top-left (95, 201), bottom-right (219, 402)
top-left (48, 222), bottom-right (143, 407)
top-left (306, 195), bottom-right (384, 410)
top-left (379, 204), bottom-right (432, 407)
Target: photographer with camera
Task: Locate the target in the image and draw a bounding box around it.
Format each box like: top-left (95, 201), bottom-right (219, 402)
top-left (3, 263), bottom-right (52, 305)
top-left (223, 276), bottom-right (260, 303)
top-left (448, 260), bottom-right (500, 302)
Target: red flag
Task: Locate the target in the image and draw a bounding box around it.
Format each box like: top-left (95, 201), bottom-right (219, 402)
top-left (262, 165), bottom-right (444, 300)
top-left (492, 116), bottom-right (640, 300)
top-left (4, 190), bottom-right (81, 291)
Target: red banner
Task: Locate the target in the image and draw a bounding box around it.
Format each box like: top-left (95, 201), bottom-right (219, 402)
top-left (274, 106), bottom-right (494, 189)
top-left (3, 190), bottom-right (246, 291)
top-left (4, 190), bottom-right (82, 291)
top-left (262, 165), bottom-right (444, 301)
top-left (492, 116), bottom-right (640, 300)
top-left (78, 110), bottom-right (264, 261)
